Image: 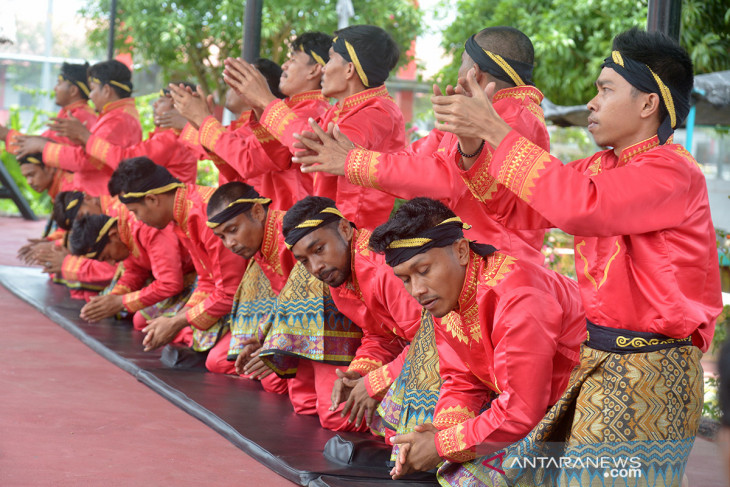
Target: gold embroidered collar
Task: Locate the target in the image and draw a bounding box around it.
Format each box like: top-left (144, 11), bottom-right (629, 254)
top-left (288, 90), bottom-right (328, 106)
top-left (493, 85), bottom-right (544, 105)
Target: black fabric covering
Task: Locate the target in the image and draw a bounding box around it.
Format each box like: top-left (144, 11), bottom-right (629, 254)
top-left (0, 266), bottom-right (438, 487)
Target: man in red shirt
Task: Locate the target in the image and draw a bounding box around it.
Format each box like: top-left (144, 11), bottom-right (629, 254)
top-left (223, 25), bottom-right (406, 230)
top-left (178, 33), bottom-right (332, 210)
top-left (293, 26), bottom-right (549, 264)
top-left (108, 157), bottom-right (247, 369)
top-left (81, 83), bottom-right (199, 184)
top-left (2, 62), bottom-right (97, 153)
top-left (68, 211), bottom-right (195, 348)
top-left (368, 198), bottom-right (585, 484)
top-left (431, 28), bottom-right (722, 486)
top-left (16, 60), bottom-right (142, 196)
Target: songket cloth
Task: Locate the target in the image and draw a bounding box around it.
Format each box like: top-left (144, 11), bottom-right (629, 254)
top-left (258, 262), bottom-right (362, 378)
top-left (226, 259), bottom-right (277, 361)
top-left (376, 310), bottom-right (443, 461)
top-left (437, 335), bottom-right (703, 487)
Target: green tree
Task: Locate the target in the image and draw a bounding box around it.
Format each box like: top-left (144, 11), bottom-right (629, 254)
top-left (437, 0), bottom-right (730, 106)
top-left (80, 0), bottom-right (422, 99)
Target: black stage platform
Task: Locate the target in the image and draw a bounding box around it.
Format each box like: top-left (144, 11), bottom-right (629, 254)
top-left (0, 265), bottom-right (438, 487)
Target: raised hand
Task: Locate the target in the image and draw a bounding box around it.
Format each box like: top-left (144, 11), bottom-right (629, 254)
top-left (223, 57), bottom-right (277, 112)
top-left (432, 67), bottom-right (510, 148)
top-left (15, 135), bottom-right (48, 159)
top-left (292, 119), bottom-right (354, 176)
top-left (168, 83), bottom-right (214, 129)
top-left (48, 114), bottom-right (91, 144)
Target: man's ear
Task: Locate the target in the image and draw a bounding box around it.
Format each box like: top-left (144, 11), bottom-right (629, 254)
top-left (344, 62), bottom-right (357, 82)
top-left (107, 225), bottom-right (119, 240)
top-left (306, 64), bottom-right (323, 81)
top-left (337, 218), bottom-right (354, 243)
top-left (640, 92), bottom-right (662, 120)
top-left (454, 238), bottom-right (470, 266)
top-left (250, 202), bottom-right (266, 224)
top-left (144, 194), bottom-right (160, 208)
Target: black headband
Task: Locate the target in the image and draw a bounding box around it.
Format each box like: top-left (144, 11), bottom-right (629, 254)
top-left (464, 35), bottom-right (533, 86)
top-left (284, 207), bottom-right (347, 250)
top-left (59, 191), bottom-right (84, 230)
top-left (118, 166), bottom-right (182, 204)
top-left (332, 36), bottom-right (390, 88)
top-left (601, 50), bottom-right (689, 144)
top-left (79, 216), bottom-right (118, 259)
top-left (383, 217), bottom-right (497, 267)
top-left (207, 197), bottom-right (272, 228)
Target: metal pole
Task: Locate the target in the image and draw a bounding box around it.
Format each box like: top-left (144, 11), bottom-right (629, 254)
top-left (40, 0), bottom-right (53, 112)
top-left (242, 0), bottom-right (262, 62)
top-left (647, 0), bottom-right (682, 41)
top-left (107, 0), bottom-right (117, 60)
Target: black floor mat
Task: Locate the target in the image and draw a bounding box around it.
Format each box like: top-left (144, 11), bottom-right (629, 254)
top-left (0, 265), bottom-right (438, 487)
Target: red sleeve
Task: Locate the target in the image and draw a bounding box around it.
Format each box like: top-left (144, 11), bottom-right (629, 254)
top-left (364, 345), bottom-right (408, 399)
top-left (347, 329), bottom-right (406, 377)
top-left (44, 112), bottom-right (141, 173)
top-left (199, 116), bottom-right (293, 177)
top-left (117, 226), bottom-right (186, 312)
top-left (184, 214), bottom-right (247, 330)
top-left (487, 132), bottom-right (697, 236)
top-left (61, 256), bottom-right (117, 285)
top-left (85, 130), bottom-right (172, 172)
top-left (434, 289), bottom-right (565, 462)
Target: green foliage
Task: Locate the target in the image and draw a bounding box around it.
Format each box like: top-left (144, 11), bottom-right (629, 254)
top-left (681, 0), bottom-right (730, 74)
top-left (704, 375), bottom-right (720, 420)
top-left (0, 88), bottom-right (57, 215)
top-left (437, 0), bottom-right (730, 106)
top-left (80, 0), bottom-right (422, 99)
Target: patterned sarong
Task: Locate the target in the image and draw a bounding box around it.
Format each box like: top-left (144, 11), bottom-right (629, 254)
top-left (138, 271), bottom-right (196, 322)
top-left (259, 262), bottom-right (362, 378)
top-left (225, 260), bottom-right (277, 360)
top-left (376, 310), bottom-right (443, 461)
top-left (437, 343), bottom-right (704, 487)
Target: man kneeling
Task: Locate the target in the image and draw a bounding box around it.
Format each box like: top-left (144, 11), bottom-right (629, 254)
top-left (369, 198), bottom-right (585, 483)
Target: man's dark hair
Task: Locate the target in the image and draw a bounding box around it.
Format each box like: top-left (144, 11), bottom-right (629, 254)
top-left (108, 157), bottom-right (178, 202)
top-left (370, 197), bottom-right (458, 253)
top-left (60, 62), bottom-right (91, 100)
top-left (207, 181), bottom-right (270, 218)
top-left (18, 153), bottom-right (44, 166)
top-left (52, 191), bottom-right (85, 230)
top-left (255, 58), bottom-right (285, 99)
top-left (334, 25), bottom-right (400, 85)
top-left (69, 214), bottom-right (113, 257)
top-left (474, 26), bottom-right (534, 65)
top-left (87, 59), bottom-right (133, 98)
top-left (282, 196), bottom-right (340, 238)
top-left (291, 32), bottom-right (333, 65)
top-left (612, 27), bottom-right (693, 121)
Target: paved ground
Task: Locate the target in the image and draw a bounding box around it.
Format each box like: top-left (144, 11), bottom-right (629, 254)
top-left (0, 214), bottom-right (726, 486)
top-left (0, 215), bottom-right (296, 486)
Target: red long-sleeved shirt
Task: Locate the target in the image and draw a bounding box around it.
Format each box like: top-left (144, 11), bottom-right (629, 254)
top-left (432, 250), bottom-right (585, 462)
top-left (343, 86), bottom-right (549, 265)
top-left (43, 98), bottom-right (141, 196)
top-left (260, 85), bottom-right (406, 229)
top-left (85, 127), bottom-right (198, 184)
top-left (464, 132), bottom-right (722, 352)
top-left (171, 184), bottom-right (247, 329)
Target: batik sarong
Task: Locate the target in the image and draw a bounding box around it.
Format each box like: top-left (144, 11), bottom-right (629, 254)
top-left (138, 271), bottom-right (196, 322)
top-left (437, 335), bottom-right (703, 487)
top-left (259, 262), bottom-right (362, 378)
top-left (376, 310), bottom-right (443, 461)
top-left (226, 259), bottom-right (277, 360)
